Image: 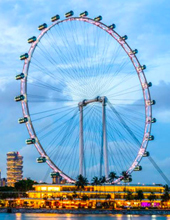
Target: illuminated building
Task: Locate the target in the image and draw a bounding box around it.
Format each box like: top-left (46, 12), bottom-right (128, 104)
top-left (6, 152), bottom-right (23, 187)
top-left (5, 183), bottom-right (168, 209)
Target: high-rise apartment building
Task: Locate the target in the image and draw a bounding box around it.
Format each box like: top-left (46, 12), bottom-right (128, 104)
top-left (7, 152), bottom-right (23, 187)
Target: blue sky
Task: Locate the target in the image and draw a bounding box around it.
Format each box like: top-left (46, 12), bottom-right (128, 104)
top-left (0, 0), bottom-right (170, 184)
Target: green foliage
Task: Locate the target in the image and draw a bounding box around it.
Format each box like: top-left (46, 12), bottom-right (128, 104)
top-left (135, 190), bottom-right (144, 201)
top-left (126, 191), bottom-right (134, 201)
top-left (75, 174), bottom-right (88, 190)
top-left (148, 192), bottom-right (156, 201)
top-left (108, 172), bottom-right (117, 183)
top-left (14, 178), bottom-right (37, 191)
top-left (81, 195), bottom-right (89, 201)
top-left (162, 192), bottom-right (170, 202)
top-left (99, 176), bottom-right (106, 184)
top-left (91, 176), bottom-right (101, 185)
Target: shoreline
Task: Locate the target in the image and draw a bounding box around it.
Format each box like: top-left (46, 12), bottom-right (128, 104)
top-left (0, 208), bottom-right (170, 215)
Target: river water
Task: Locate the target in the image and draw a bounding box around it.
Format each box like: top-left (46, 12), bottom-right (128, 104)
top-left (0, 214), bottom-right (170, 220)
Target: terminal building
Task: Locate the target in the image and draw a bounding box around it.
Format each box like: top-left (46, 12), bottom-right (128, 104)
top-left (6, 183), bottom-right (168, 209)
top-left (6, 152), bottom-right (23, 187)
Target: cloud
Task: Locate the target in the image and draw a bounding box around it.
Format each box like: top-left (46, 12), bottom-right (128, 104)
top-left (0, 0), bottom-right (170, 184)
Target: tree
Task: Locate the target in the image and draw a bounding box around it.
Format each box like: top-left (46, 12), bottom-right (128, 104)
top-left (91, 176), bottom-right (101, 186)
top-left (99, 176), bottom-right (106, 184)
top-left (135, 190), bottom-right (144, 201)
top-left (126, 191), bottom-right (134, 201)
top-left (161, 185), bottom-right (170, 203)
top-left (148, 192), bottom-right (156, 203)
top-left (108, 172), bottom-right (117, 183)
top-left (14, 178), bottom-right (37, 191)
top-left (75, 174), bottom-right (88, 190)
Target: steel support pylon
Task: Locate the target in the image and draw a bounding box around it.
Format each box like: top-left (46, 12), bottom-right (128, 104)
top-left (78, 96), bottom-right (109, 179)
top-left (102, 97), bottom-right (109, 179)
top-left (79, 104), bottom-right (84, 176)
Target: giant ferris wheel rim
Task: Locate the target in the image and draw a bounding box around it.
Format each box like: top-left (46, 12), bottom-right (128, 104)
top-left (20, 15), bottom-right (152, 183)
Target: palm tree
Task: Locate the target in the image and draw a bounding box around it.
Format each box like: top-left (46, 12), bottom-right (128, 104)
top-left (108, 172), bottom-right (117, 183)
top-left (75, 174), bottom-right (88, 190)
top-left (126, 191), bottom-right (134, 201)
top-left (91, 176), bottom-right (101, 186)
top-left (135, 190), bottom-right (144, 207)
top-left (148, 192), bottom-right (156, 207)
top-left (99, 176), bottom-right (106, 184)
top-left (121, 171), bottom-right (131, 180)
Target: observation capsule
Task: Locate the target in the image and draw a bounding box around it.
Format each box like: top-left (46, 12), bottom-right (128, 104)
top-left (94, 16), bottom-right (102, 22)
top-left (122, 177), bottom-right (132, 183)
top-left (65, 11), bottom-right (74, 18)
top-left (151, 118), bottom-right (156, 123)
top-left (15, 73), bottom-right (25, 80)
top-left (143, 151), bottom-right (150, 157)
top-left (134, 165), bottom-right (142, 171)
top-left (25, 138), bottom-right (35, 145)
top-left (108, 24), bottom-right (116, 29)
top-left (138, 65), bottom-right (146, 71)
top-left (147, 117), bottom-right (156, 123)
top-left (121, 35), bottom-right (128, 40)
top-left (36, 157), bottom-right (46, 163)
top-left (14, 95), bottom-right (25, 102)
top-left (38, 23), bottom-right (47, 31)
top-left (148, 82), bottom-right (152, 87)
top-left (129, 49), bottom-right (138, 55)
top-left (20, 53), bottom-right (28, 60)
top-left (18, 117), bottom-right (28, 124)
top-left (51, 15), bottom-right (60, 22)
top-left (27, 36), bottom-right (36, 43)
top-left (148, 135), bottom-right (154, 141)
top-left (80, 11), bottom-right (88, 17)
top-left (147, 100), bottom-right (156, 106)
top-left (141, 65), bottom-right (146, 70)
top-left (50, 172), bottom-right (60, 178)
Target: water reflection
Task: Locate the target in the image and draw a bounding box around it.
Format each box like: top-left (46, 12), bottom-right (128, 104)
top-left (0, 214), bottom-right (170, 220)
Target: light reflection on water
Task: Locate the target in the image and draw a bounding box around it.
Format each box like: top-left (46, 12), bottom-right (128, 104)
top-left (0, 214), bottom-right (170, 220)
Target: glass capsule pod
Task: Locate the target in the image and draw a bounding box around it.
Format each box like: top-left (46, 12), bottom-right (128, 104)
top-left (143, 151), bottom-right (150, 157)
top-left (51, 15), bottom-right (60, 22)
top-left (108, 24), bottom-right (116, 29)
top-left (80, 11), bottom-right (88, 17)
top-left (38, 23), bottom-right (47, 31)
top-left (27, 36), bottom-right (37, 43)
top-left (14, 95), bottom-right (25, 102)
top-left (36, 157), bottom-right (46, 163)
top-left (148, 82), bottom-right (152, 87)
top-left (18, 117), bottom-right (28, 124)
top-left (65, 11), bottom-right (74, 18)
top-left (147, 100), bottom-right (156, 106)
top-left (25, 138), bottom-right (35, 145)
top-left (16, 73), bottom-right (25, 80)
top-left (134, 165), bottom-right (142, 171)
top-left (20, 53), bottom-right (28, 60)
top-left (50, 172), bottom-right (60, 178)
top-left (129, 49), bottom-right (138, 55)
top-left (122, 177), bottom-right (132, 183)
top-left (121, 35), bottom-right (128, 40)
top-left (94, 16), bottom-right (102, 22)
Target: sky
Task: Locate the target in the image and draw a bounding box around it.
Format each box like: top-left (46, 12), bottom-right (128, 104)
top-left (0, 0), bottom-right (170, 185)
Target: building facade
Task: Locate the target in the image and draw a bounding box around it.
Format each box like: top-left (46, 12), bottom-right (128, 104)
top-left (6, 152), bottom-right (23, 187)
top-left (6, 183), bottom-right (168, 209)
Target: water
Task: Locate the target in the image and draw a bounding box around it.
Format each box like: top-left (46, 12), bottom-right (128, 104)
top-left (0, 214), bottom-right (170, 220)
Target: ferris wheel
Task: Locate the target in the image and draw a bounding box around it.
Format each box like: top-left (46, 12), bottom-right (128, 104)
top-left (15, 11), bottom-right (156, 183)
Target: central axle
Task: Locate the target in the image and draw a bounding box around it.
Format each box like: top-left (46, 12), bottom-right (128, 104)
top-left (78, 96), bottom-right (107, 107)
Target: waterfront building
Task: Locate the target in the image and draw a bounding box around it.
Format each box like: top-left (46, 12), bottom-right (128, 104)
top-left (6, 183), bottom-right (169, 209)
top-left (0, 170), bottom-right (7, 187)
top-left (6, 152), bottom-right (23, 187)
top-left (0, 178), bottom-right (7, 187)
